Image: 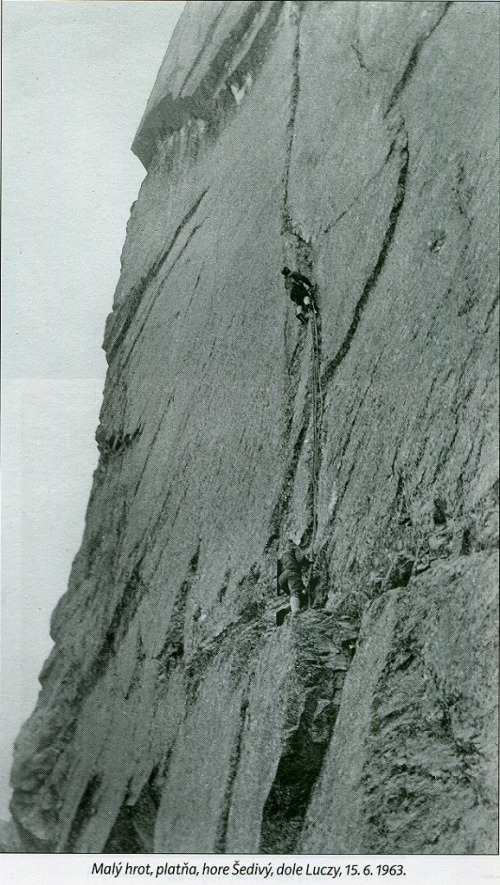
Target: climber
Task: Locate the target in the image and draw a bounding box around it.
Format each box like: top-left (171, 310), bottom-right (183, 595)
top-left (277, 540), bottom-right (310, 617)
top-left (282, 267), bottom-right (315, 324)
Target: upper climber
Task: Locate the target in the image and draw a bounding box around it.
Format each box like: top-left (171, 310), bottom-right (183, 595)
top-left (282, 267), bottom-right (315, 324)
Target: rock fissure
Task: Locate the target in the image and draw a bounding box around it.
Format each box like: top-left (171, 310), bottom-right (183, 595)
top-left (281, 0), bottom-right (303, 245)
top-left (322, 127), bottom-right (409, 237)
top-left (259, 612), bottom-right (358, 853)
top-left (214, 697), bottom-right (250, 853)
top-left (385, 2), bottom-right (453, 116)
top-left (321, 124), bottom-right (409, 390)
top-left (279, 0), bottom-right (326, 552)
top-left (268, 409), bottom-right (310, 549)
top-left (65, 775), bottom-right (101, 852)
top-left (103, 768), bottom-right (163, 854)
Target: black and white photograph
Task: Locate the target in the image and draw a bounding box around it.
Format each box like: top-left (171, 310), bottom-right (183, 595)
top-left (1, 0), bottom-right (499, 880)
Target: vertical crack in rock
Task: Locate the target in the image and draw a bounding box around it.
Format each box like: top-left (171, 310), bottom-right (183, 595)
top-left (259, 613), bottom-right (353, 853)
top-left (322, 130), bottom-right (411, 238)
top-left (385, 2), bottom-right (453, 115)
top-left (281, 0), bottom-right (302, 243)
top-left (103, 768), bottom-right (162, 854)
top-left (105, 560), bottom-right (145, 655)
top-left (279, 1), bottom-right (323, 548)
top-left (158, 544), bottom-right (200, 671)
top-left (266, 411), bottom-right (310, 551)
top-left (321, 125), bottom-right (409, 389)
top-left (214, 697), bottom-right (249, 853)
top-left (259, 702), bottom-right (333, 854)
top-left (310, 310), bottom-right (323, 548)
top-left (65, 776), bottom-right (102, 852)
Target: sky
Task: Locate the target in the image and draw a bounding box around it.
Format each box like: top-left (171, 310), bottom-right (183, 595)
top-left (1, 0), bottom-right (186, 819)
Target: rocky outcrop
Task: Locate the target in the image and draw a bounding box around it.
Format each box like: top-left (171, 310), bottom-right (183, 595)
top-left (9, 0), bottom-right (498, 854)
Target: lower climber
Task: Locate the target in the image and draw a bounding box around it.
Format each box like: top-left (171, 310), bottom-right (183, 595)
top-left (282, 267), bottom-right (315, 325)
top-left (277, 540), bottom-right (310, 618)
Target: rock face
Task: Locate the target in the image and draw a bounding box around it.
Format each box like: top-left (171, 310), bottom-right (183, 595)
top-left (10, 0), bottom-right (498, 854)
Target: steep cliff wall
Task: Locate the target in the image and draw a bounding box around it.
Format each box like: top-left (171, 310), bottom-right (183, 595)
top-left (10, 1), bottom-right (498, 854)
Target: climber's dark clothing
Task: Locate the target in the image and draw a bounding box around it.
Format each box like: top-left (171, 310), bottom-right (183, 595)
top-left (282, 268), bottom-right (315, 325)
top-left (282, 268), bottom-right (315, 308)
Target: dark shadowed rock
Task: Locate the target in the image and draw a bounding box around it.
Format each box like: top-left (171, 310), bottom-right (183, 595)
top-left (0, 818), bottom-right (23, 853)
top-left (9, 0), bottom-right (498, 853)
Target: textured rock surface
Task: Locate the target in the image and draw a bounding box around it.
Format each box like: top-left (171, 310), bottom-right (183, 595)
top-left (9, 0), bottom-right (498, 854)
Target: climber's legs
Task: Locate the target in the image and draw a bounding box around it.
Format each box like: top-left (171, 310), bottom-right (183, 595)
top-left (289, 594), bottom-right (301, 615)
